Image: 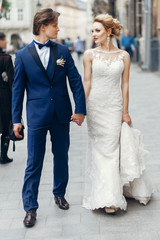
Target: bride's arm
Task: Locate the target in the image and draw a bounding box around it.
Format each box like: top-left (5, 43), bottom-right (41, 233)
top-left (83, 51), bottom-right (92, 100)
top-left (121, 51), bottom-right (132, 125)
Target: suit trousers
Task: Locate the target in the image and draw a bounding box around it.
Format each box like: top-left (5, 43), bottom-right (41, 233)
top-left (22, 113), bottom-right (70, 212)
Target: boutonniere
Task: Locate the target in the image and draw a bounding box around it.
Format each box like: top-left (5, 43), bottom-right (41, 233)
top-left (56, 56), bottom-right (66, 67)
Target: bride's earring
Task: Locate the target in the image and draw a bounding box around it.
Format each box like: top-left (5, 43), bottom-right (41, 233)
top-left (107, 35), bottom-right (110, 49)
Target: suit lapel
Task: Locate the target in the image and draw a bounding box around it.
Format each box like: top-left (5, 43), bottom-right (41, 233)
top-left (28, 41), bottom-right (51, 84)
top-left (28, 41), bottom-right (58, 84)
top-left (50, 42), bottom-right (58, 81)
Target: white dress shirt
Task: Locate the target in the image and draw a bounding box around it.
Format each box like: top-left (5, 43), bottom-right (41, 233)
top-left (34, 39), bottom-right (50, 69)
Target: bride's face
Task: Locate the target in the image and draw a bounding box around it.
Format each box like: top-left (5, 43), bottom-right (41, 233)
top-left (92, 22), bottom-right (108, 44)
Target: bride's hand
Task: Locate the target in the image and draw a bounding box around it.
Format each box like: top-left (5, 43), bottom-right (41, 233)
top-left (122, 113), bottom-right (132, 125)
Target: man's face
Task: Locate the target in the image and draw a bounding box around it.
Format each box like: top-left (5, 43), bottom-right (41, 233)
top-left (42, 21), bottom-right (60, 40)
top-left (0, 38), bottom-right (7, 49)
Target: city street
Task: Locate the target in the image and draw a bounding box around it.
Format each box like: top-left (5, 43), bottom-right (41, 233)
top-left (0, 56), bottom-right (160, 240)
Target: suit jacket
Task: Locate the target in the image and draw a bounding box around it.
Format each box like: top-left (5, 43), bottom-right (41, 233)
top-left (12, 41), bottom-right (86, 126)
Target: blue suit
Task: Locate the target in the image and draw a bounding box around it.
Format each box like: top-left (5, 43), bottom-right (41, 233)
top-left (12, 41), bottom-right (86, 211)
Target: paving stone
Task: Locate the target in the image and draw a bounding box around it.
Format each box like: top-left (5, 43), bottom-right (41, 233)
top-left (0, 219), bottom-right (13, 230)
top-left (45, 213), bottom-right (81, 226)
top-left (100, 232), bottom-right (159, 240)
top-left (0, 229), bottom-right (26, 240)
top-left (100, 234), bottom-right (119, 240)
top-left (24, 225), bottom-right (62, 239)
top-left (100, 220), bottom-right (138, 233)
top-left (62, 222), bottom-right (100, 237)
top-left (0, 208), bottom-right (24, 219)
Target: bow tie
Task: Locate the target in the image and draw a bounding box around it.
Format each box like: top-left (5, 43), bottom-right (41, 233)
top-left (34, 40), bottom-right (50, 49)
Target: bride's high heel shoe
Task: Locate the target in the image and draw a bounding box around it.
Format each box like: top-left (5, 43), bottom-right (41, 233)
top-left (104, 206), bottom-right (119, 214)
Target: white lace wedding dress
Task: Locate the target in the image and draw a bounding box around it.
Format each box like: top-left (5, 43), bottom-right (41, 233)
top-left (82, 48), bottom-right (154, 210)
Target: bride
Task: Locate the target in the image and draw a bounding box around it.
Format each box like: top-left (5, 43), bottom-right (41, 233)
top-left (82, 14), bottom-right (154, 213)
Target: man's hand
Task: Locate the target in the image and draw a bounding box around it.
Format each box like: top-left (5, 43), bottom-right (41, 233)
top-left (71, 113), bottom-right (85, 126)
top-left (13, 123), bottom-right (23, 138)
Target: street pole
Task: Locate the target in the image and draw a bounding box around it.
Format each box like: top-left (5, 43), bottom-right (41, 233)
top-left (142, 0), bottom-right (151, 70)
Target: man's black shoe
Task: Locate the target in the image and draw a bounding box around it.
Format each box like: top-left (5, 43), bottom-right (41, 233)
top-left (54, 197), bottom-right (69, 210)
top-left (23, 209), bottom-right (37, 228)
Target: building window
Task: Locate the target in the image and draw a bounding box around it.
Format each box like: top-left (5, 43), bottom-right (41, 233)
top-left (136, 0), bottom-right (143, 17)
top-left (6, 10), bottom-right (11, 20)
top-left (18, 9), bottom-right (23, 21)
top-left (136, 0), bottom-right (143, 36)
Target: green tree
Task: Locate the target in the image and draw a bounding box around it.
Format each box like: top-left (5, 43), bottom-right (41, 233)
top-left (0, 0), bottom-right (11, 19)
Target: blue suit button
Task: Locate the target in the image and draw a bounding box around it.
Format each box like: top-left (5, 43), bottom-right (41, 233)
top-left (50, 86), bottom-right (53, 88)
top-left (51, 98), bottom-right (53, 101)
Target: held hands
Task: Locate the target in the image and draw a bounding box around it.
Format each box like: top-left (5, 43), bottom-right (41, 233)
top-left (122, 112), bottom-right (132, 125)
top-left (71, 113), bottom-right (85, 126)
top-left (13, 123), bottom-right (23, 138)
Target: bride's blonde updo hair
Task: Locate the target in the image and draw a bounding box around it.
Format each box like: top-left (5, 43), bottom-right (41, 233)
top-left (94, 14), bottom-right (123, 37)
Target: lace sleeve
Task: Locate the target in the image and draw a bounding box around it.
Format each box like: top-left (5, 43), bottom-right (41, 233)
top-left (84, 49), bottom-right (96, 62)
top-left (85, 49), bottom-right (94, 56)
top-left (119, 51), bottom-right (126, 61)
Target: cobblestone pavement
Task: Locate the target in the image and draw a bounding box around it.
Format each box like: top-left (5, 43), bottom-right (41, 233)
top-left (0, 53), bottom-right (160, 240)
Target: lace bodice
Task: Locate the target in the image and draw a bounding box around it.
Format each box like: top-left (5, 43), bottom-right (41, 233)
top-left (87, 48), bottom-right (125, 81)
top-left (86, 48), bottom-right (126, 109)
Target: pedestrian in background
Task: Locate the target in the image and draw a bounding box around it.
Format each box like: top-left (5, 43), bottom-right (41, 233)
top-left (121, 29), bottom-right (136, 58)
top-left (74, 36), bottom-right (85, 60)
top-left (0, 32), bottom-right (14, 164)
top-left (18, 38), bottom-right (25, 50)
top-left (64, 37), bottom-right (73, 52)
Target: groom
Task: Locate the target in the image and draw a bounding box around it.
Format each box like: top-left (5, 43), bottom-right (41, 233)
top-left (12, 8), bottom-right (86, 228)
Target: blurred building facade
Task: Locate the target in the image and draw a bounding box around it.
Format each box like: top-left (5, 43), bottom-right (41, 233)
top-left (0, 0), bottom-right (87, 51)
top-left (0, 0), bottom-right (35, 50)
top-left (115, 0), bottom-right (128, 29)
top-left (53, 0), bottom-right (87, 42)
top-left (116, 0), bottom-right (160, 72)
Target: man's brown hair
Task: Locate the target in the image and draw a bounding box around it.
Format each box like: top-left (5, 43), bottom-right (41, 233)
top-left (33, 8), bottom-right (60, 35)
